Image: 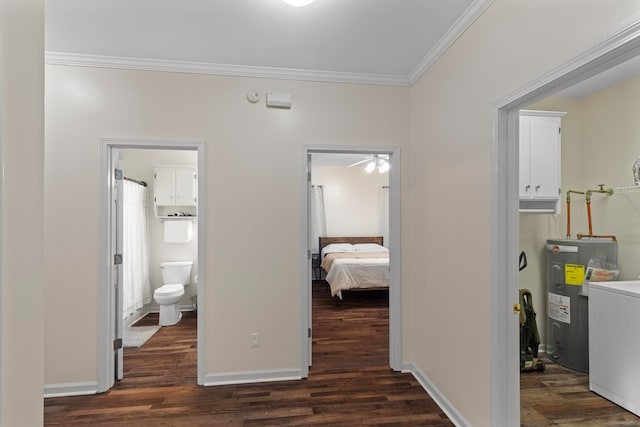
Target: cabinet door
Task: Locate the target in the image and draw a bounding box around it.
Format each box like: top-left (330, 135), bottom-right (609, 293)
top-left (519, 117), bottom-right (533, 198)
top-left (174, 169), bottom-right (196, 206)
top-left (529, 116), bottom-right (561, 199)
top-left (154, 168), bottom-right (175, 205)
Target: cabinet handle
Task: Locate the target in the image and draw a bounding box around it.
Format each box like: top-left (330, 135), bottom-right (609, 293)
top-left (535, 185), bottom-right (540, 191)
top-left (525, 185), bottom-right (530, 191)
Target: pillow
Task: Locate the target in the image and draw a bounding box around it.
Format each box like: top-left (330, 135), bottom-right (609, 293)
top-left (353, 243), bottom-right (388, 253)
top-left (322, 243), bottom-right (355, 253)
top-left (321, 243), bottom-right (355, 258)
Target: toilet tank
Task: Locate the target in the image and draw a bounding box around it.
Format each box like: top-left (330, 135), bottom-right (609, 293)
top-left (160, 261), bottom-right (193, 285)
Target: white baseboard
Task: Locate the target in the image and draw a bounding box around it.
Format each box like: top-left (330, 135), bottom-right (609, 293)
top-left (44, 381), bottom-right (98, 398)
top-left (203, 368), bottom-right (301, 386)
top-left (402, 362), bottom-right (471, 427)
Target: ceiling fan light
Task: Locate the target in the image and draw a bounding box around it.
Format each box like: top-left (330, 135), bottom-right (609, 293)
top-left (365, 161), bottom-right (376, 173)
top-left (378, 159), bottom-right (390, 173)
top-left (283, 0), bottom-right (314, 6)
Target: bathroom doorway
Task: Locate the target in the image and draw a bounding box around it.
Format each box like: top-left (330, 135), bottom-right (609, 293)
top-left (98, 138), bottom-right (205, 392)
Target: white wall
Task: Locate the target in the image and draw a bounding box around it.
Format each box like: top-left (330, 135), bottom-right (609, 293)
top-left (123, 149), bottom-right (198, 314)
top-left (44, 65), bottom-right (410, 385)
top-left (407, 1), bottom-right (640, 425)
top-left (0, 0), bottom-right (44, 425)
top-left (312, 164), bottom-right (388, 238)
top-left (521, 76), bottom-right (640, 347)
top-left (39, 3), bottom-right (640, 425)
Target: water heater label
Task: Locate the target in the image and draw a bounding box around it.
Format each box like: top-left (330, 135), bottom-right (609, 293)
top-left (549, 292), bottom-right (570, 324)
top-left (564, 264), bottom-right (585, 285)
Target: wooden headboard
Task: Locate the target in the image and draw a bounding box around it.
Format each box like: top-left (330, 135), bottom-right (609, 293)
top-left (319, 236), bottom-right (383, 252)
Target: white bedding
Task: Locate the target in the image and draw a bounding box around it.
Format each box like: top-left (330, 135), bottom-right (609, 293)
top-left (322, 244), bottom-right (389, 299)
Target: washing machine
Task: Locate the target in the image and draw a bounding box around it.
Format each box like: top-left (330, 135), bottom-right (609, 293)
top-left (589, 281), bottom-right (640, 416)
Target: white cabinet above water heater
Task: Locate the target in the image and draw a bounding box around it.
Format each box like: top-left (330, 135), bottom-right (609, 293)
top-left (154, 166), bottom-right (197, 219)
top-left (519, 110), bottom-right (566, 214)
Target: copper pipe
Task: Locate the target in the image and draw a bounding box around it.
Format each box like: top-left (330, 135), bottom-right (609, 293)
top-left (587, 199), bottom-right (593, 235)
top-left (584, 185), bottom-right (613, 236)
top-left (566, 190), bottom-right (585, 238)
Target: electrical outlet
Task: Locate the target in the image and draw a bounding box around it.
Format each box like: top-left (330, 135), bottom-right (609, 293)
top-left (250, 332), bottom-right (259, 348)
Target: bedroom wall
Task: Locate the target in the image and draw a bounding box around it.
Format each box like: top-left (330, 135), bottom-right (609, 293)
top-left (520, 76), bottom-right (640, 350)
top-left (311, 164), bottom-right (388, 238)
top-left (122, 149), bottom-right (198, 316)
top-left (43, 66), bottom-right (410, 385)
top-left (0, 0), bottom-right (45, 425)
top-left (407, 1), bottom-right (640, 425)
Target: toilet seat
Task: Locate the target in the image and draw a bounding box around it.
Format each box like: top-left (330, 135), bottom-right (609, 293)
top-left (154, 284), bottom-right (184, 297)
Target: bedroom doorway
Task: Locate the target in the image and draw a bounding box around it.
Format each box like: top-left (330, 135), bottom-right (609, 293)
top-left (98, 138), bottom-right (206, 393)
top-left (303, 147), bottom-right (401, 375)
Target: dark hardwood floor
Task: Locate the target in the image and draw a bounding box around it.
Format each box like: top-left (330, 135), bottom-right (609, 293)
top-left (43, 283), bottom-right (640, 426)
top-left (520, 356), bottom-right (640, 426)
top-left (44, 283), bottom-right (453, 426)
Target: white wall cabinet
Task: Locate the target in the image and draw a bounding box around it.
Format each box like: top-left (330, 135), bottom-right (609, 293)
top-left (519, 110), bottom-right (566, 213)
top-left (154, 166), bottom-right (197, 218)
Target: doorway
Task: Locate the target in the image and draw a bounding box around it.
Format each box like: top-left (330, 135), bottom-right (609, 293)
top-left (98, 138), bottom-right (206, 392)
top-left (302, 147), bottom-right (401, 376)
top-left (494, 23), bottom-right (640, 426)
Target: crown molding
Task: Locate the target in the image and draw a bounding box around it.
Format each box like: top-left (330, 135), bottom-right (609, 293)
top-left (408, 0), bottom-right (495, 85)
top-left (45, 0), bottom-right (494, 88)
top-left (44, 51), bottom-right (411, 87)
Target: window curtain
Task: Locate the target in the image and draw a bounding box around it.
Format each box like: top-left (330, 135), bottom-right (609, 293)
top-left (123, 180), bottom-right (151, 319)
top-left (311, 185), bottom-right (327, 253)
top-left (380, 186), bottom-right (389, 247)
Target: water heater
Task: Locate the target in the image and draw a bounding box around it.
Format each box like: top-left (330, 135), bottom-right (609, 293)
top-left (545, 238), bottom-right (617, 372)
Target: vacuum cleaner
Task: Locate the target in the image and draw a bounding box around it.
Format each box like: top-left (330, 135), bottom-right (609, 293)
top-left (519, 251), bottom-right (545, 372)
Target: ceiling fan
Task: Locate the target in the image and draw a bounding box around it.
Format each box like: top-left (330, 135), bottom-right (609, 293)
top-left (348, 154), bottom-right (390, 173)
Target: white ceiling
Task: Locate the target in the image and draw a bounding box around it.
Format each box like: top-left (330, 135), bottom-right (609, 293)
top-left (45, 0), bottom-right (640, 95)
top-left (45, 0), bottom-right (486, 86)
top-left (554, 55), bottom-right (640, 99)
top-left (311, 153), bottom-right (383, 167)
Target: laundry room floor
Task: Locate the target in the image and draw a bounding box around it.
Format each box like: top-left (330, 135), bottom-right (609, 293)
top-left (521, 356), bottom-right (640, 426)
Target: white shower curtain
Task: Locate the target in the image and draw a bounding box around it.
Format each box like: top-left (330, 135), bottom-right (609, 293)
top-left (123, 180), bottom-right (151, 319)
top-left (311, 185), bottom-right (327, 253)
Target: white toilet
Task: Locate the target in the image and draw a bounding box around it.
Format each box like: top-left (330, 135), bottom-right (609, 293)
top-left (154, 261), bottom-right (193, 326)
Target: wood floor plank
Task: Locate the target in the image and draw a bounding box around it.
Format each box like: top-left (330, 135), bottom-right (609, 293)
top-left (44, 284), bottom-right (454, 426)
top-left (44, 285), bottom-right (640, 426)
top-left (520, 356), bottom-right (640, 426)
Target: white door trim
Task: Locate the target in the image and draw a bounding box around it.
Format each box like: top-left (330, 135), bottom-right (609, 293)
top-left (98, 137), bottom-right (206, 392)
top-left (0, 60), bottom-right (4, 419)
top-left (301, 145), bottom-right (402, 376)
top-left (492, 20), bottom-right (640, 426)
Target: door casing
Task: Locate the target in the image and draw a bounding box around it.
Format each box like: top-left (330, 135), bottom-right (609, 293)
top-left (301, 145), bottom-right (402, 377)
top-left (98, 138), bottom-right (205, 392)
top-left (492, 20), bottom-right (640, 426)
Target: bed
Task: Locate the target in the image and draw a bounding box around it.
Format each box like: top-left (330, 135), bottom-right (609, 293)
top-left (319, 236), bottom-right (389, 299)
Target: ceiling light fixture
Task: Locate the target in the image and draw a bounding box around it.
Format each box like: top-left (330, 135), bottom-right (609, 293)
top-left (283, 0), bottom-right (314, 6)
top-left (365, 158), bottom-right (390, 174)
top-left (365, 161), bottom-right (376, 174)
top-left (378, 159), bottom-right (390, 174)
